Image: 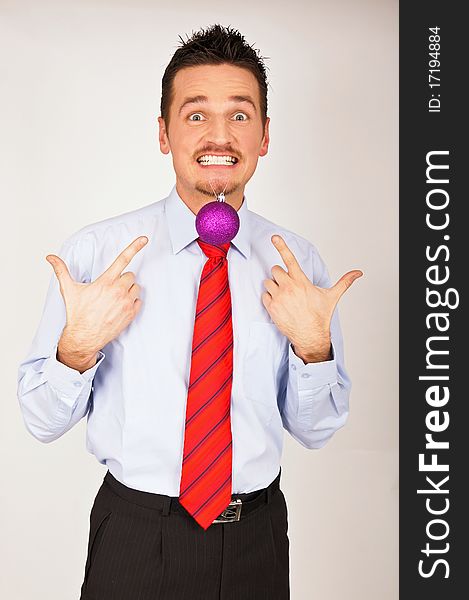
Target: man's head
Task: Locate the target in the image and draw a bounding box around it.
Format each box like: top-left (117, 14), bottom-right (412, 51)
top-left (158, 24), bottom-right (270, 210)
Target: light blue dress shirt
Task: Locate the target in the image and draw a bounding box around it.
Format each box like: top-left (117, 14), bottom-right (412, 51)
top-left (17, 185), bottom-right (351, 494)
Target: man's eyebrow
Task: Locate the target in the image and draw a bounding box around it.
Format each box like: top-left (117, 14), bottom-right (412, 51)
top-left (178, 95), bottom-right (207, 115)
top-left (178, 94), bottom-right (257, 115)
top-left (229, 95), bottom-right (257, 112)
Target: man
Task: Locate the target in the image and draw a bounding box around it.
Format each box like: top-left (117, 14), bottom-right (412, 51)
top-left (17, 24), bottom-right (362, 599)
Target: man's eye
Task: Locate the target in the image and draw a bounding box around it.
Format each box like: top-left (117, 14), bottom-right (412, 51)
top-left (188, 113), bottom-right (205, 121)
top-left (233, 112), bottom-right (248, 121)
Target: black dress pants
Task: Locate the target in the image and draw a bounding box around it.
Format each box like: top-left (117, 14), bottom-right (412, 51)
top-left (79, 468), bottom-right (290, 599)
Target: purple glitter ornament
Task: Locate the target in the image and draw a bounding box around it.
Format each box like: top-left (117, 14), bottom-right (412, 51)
top-left (195, 194), bottom-right (240, 245)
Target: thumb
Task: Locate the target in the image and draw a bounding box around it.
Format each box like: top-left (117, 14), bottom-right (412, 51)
top-left (329, 269), bottom-right (363, 302)
top-left (46, 254), bottom-right (74, 292)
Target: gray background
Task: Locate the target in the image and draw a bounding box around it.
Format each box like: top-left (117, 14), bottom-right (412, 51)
top-left (1, 0), bottom-right (398, 598)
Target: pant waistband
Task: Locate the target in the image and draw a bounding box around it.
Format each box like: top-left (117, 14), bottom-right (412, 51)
top-left (103, 468), bottom-right (281, 521)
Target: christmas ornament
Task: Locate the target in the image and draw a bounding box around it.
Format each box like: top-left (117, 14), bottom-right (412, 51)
top-left (195, 180), bottom-right (240, 245)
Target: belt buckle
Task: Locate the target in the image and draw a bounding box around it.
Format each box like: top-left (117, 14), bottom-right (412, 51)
top-left (212, 498), bottom-right (242, 523)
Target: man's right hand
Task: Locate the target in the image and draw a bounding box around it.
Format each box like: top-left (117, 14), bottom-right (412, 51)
top-left (46, 235), bottom-right (149, 372)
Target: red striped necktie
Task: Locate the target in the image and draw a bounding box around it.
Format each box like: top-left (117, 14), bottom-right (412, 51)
top-left (178, 238), bottom-right (234, 530)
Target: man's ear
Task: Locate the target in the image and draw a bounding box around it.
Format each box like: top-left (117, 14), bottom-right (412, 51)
top-left (259, 116), bottom-right (270, 157)
top-left (158, 116), bottom-right (171, 154)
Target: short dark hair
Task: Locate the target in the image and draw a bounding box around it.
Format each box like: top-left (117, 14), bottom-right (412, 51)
top-left (160, 24), bottom-right (269, 128)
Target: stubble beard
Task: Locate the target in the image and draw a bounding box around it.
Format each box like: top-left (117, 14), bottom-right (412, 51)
top-left (194, 177), bottom-right (241, 199)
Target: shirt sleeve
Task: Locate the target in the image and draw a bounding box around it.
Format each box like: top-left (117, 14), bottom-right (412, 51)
top-left (17, 235), bottom-right (105, 443)
top-left (279, 245), bottom-right (351, 449)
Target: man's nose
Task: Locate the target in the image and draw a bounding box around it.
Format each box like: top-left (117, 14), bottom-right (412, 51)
top-left (205, 115), bottom-right (233, 147)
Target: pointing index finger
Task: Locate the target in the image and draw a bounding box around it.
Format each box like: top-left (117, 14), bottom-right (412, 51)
top-left (330, 269), bottom-right (363, 302)
top-left (271, 235), bottom-right (303, 278)
top-left (100, 236), bottom-right (148, 282)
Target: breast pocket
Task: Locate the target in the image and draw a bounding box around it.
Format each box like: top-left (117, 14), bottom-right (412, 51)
top-left (242, 321), bottom-right (287, 425)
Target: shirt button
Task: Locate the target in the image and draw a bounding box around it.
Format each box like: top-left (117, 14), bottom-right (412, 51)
top-left (73, 381), bottom-right (81, 387)
top-left (291, 364), bottom-right (297, 370)
top-left (301, 373), bottom-right (310, 378)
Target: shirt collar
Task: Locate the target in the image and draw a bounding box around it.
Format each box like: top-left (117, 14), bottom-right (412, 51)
top-left (164, 184), bottom-right (251, 259)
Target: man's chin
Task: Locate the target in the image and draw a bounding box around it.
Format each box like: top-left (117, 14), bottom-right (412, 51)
top-left (194, 179), bottom-right (240, 198)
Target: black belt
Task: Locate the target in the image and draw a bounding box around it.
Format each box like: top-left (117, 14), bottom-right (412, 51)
top-left (104, 467), bottom-right (281, 524)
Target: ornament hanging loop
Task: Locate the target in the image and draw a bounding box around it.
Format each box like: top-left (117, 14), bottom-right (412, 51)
top-left (208, 178), bottom-right (228, 203)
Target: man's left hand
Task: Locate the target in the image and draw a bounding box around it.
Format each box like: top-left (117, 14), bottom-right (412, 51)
top-left (262, 235), bottom-right (363, 363)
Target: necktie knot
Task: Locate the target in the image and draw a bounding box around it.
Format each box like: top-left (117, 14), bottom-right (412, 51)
top-left (197, 238), bottom-right (230, 260)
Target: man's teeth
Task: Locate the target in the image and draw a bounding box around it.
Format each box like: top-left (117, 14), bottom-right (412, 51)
top-left (197, 155), bottom-right (237, 165)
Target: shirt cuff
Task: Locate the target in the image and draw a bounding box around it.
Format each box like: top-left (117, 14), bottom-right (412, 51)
top-left (42, 342), bottom-right (106, 406)
top-left (288, 342), bottom-right (338, 390)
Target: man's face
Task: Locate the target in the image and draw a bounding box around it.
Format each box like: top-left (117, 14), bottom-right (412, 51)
top-left (158, 63), bottom-right (270, 205)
